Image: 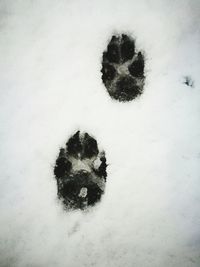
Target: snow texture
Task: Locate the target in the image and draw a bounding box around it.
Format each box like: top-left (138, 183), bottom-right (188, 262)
top-left (0, 0), bottom-right (200, 266)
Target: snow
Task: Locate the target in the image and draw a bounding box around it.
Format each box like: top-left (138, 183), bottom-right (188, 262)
top-left (0, 0), bottom-right (200, 266)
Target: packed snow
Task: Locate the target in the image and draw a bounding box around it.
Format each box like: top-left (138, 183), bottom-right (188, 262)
top-left (0, 0), bottom-right (200, 266)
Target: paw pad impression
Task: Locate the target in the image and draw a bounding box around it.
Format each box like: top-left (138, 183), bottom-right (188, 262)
top-left (54, 131), bottom-right (107, 210)
top-left (101, 34), bottom-right (145, 102)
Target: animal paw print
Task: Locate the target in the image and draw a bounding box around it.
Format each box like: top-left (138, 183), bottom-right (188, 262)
top-left (54, 33), bottom-right (146, 211)
top-left (54, 131), bottom-right (107, 210)
top-left (101, 34), bottom-right (145, 102)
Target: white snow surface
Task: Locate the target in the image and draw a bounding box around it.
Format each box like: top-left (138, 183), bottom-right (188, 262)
top-left (0, 0), bottom-right (200, 266)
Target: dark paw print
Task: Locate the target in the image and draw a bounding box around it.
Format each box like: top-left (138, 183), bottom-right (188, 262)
top-left (54, 131), bottom-right (107, 210)
top-left (101, 34), bottom-right (145, 102)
